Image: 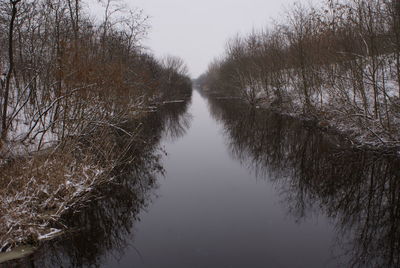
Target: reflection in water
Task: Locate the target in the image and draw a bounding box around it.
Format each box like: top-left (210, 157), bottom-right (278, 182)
top-left (5, 95), bottom-right (192, 268)
top-left (6, 90), bottom-right (400, 267)
top-left (159, 100), bottom-right (193, 142)
top-left (206, 93), bottom-right (400, 267)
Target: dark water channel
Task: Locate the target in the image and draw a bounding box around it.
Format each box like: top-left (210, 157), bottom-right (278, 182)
top-left (6, 90), bottom-right (400, 267)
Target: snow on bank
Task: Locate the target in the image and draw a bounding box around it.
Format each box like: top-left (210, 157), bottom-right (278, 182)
top-left (0, 153), bottom-right (111, 252)
top-left (233, 66), bottom-right (400, 150)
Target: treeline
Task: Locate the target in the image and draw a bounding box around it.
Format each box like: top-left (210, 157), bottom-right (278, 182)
top-left (200, 0), bottom-right (400, 147)
top-left (0, 0), bottom-right (191, 152)
top-left (0, 0), bottom-right (192, 251)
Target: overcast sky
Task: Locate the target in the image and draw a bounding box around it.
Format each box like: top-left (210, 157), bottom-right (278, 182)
top-left (92, 0), bottom-right (304, 78)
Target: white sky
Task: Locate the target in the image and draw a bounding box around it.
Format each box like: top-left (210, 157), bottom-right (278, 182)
top-left (90, 0), bottom-right (303, 78)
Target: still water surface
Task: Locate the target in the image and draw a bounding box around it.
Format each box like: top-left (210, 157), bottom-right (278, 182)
top-left (105, 90), bottom-right (343, 268)
top-left (8, 89), bottom-right (400, 267)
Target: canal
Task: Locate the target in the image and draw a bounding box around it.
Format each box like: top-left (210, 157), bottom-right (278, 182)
top-left (7, 89), bottom-right (400, 267)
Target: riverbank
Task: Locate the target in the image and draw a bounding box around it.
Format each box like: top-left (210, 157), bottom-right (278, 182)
top-left (203, 88), bottom-right (400, 154)
top-left (0, 114), bottom-right (143, 253)
top-left (0, 90), bottom-right (193, 260)
top-left (261, 95), bottom-right (400, 153)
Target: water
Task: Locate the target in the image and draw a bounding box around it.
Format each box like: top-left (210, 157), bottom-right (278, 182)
top-left (6, 90), bottom-right (400, 267)
top-left (104, 90), bottom-right (340, 268)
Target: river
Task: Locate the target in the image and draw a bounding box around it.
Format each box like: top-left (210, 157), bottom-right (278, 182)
top-left (5, 89), bottom-right (400, 267)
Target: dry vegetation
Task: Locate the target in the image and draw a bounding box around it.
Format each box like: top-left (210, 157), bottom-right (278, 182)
top-left (199, 0), bottom-right (400, 149)
top-left (0, 0), bottom-right (191, 251)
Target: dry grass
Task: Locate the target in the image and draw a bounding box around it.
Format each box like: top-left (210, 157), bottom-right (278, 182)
top-left (0, 124), bottom-right (135, 252)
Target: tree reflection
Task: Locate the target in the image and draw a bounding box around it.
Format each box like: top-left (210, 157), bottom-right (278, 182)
top-left (159, 97), bottom-right (193, 141)
top-left (6, 94), bottom-right (192, 268)
top-left (207, 93), bottom-right (400, 268)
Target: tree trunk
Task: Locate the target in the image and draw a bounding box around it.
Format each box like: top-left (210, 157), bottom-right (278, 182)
top-left (2, 0), bottom-right (21, 139)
